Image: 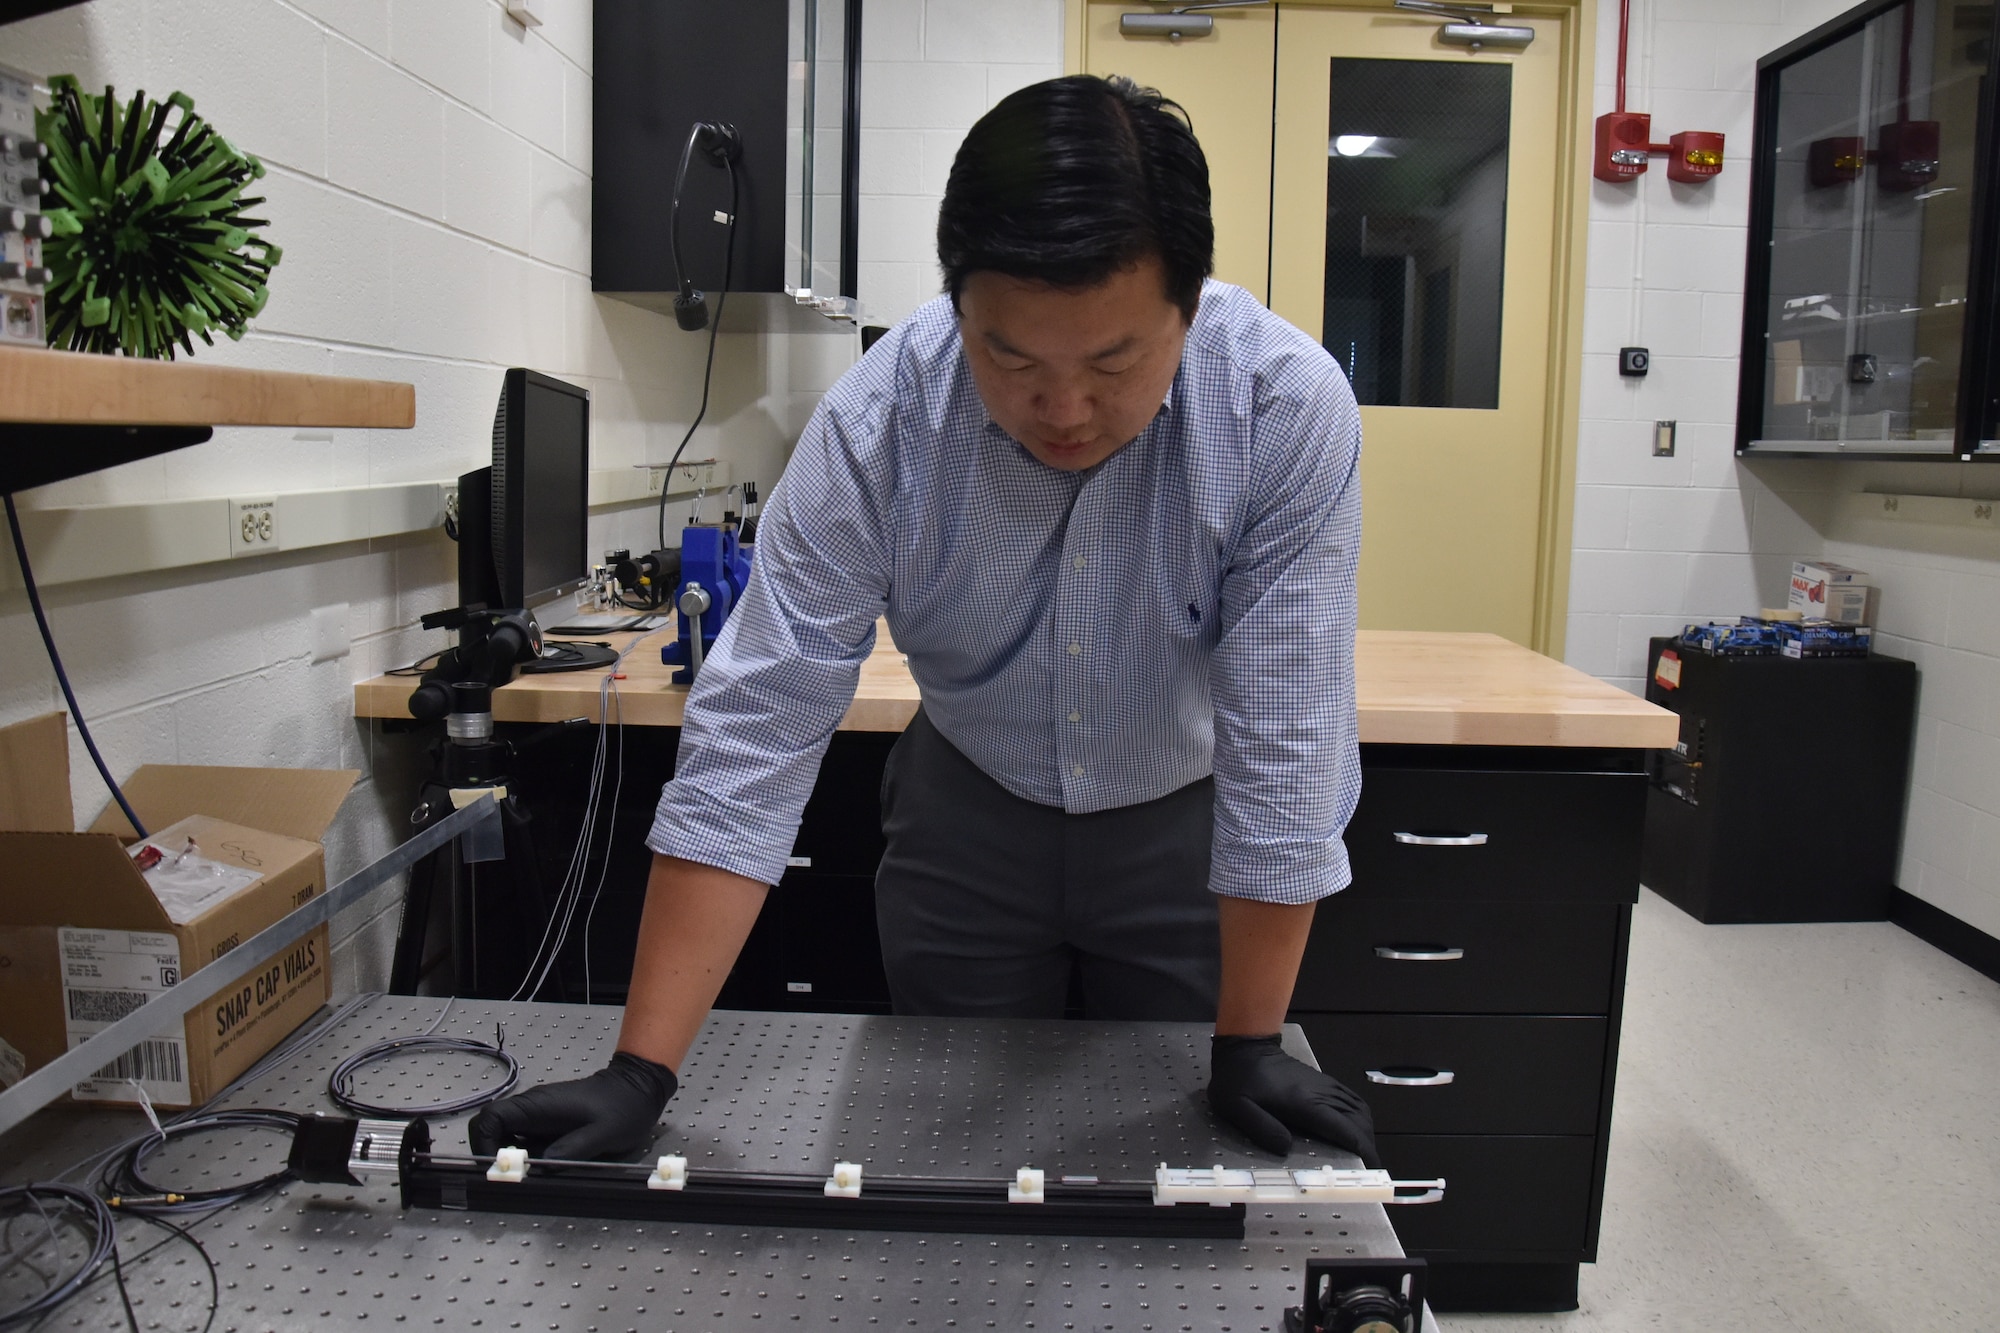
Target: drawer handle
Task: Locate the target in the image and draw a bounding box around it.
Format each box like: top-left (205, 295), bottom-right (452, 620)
top-left (1373, 945), bottom-right (1465, 962)
top-left (1393, 831), bottom-right (1489, 846)
top-left (1366, 1067), bottom-right (1456, 1087)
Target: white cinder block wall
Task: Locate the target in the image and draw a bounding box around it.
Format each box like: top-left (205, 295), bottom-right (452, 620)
top-left (0, 0), bottom-right (823, 991)
top-left (855, 0), bottom-right (1065, 327)
top-left (1565, 0), bottom-right (1848, 696)
top-left (1565, 0), bottom-right (2000, 939)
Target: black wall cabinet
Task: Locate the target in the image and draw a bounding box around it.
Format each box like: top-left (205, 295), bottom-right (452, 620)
top-left (594, 0), bottom-right (861, 315)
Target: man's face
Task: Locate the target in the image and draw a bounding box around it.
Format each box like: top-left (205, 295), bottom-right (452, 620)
top-left (956, 255), bottom-right (1192, 472)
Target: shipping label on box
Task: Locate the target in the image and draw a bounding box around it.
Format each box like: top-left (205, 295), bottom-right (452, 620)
top-left (0, 1035), bottom-right (25, 1089)
top-left (58, 926), bottom-right (191, 1103)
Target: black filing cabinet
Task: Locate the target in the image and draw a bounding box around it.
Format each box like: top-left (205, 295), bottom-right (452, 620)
top-left (1639, 638), bottom-right (1917, 923)
top-left (1291, 744), bottom-right (1648, 1313)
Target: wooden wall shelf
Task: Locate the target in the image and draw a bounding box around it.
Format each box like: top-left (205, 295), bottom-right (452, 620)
top-left (0, 344), bottom-right (415, 429)
top-left (0, 344), bottom-right (415, 494)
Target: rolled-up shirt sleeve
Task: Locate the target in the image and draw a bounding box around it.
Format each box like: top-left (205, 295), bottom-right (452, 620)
top-left (646, 387), bottom-right (894, 887)
top-left (1207, 369), bottom-right (1363, 905)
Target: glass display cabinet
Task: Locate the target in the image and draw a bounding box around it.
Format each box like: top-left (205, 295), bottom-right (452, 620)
top-left (1738, 0), bottom-right (2000, 459)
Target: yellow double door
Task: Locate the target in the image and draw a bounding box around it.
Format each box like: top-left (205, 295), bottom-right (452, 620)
top-left (1075, 1), bottom-right (1590, 653)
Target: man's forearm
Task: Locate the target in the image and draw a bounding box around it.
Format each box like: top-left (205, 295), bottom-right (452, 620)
top-left (1214, 896), bottom-right (1316, 1035)
top-left (614, 854), bottom-right (771, 1070)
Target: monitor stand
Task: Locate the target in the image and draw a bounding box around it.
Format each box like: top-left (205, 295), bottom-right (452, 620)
top-left (519, 641), bottom-right (621, 674)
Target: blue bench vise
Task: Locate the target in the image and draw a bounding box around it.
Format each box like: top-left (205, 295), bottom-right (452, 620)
top-left (660, 523), bottom-right (753, 684)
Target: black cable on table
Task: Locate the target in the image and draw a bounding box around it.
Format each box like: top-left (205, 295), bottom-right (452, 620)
top-left (327, 1030), bottom-right (520, 1117)
top-left (123, 1211), bottom-right (220, 1333)
top-left (0, 1183), bottom-right (117, 1327)
top-left (4, 492), bottom-right (148, 838)
top-left (97, 1110), bottom-right (304, 1215)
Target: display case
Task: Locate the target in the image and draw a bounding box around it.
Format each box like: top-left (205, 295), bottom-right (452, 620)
top-left (1738, 0), bottom-right (2000, 459)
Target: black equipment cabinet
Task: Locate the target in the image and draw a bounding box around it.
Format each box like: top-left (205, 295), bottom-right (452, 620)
top-left (1639, 638), bottom-right (1918, 924)
top-left (1290, 744), bottom-right (1649, 1313)
top-left (471, 723), bottom-right (897, 1010)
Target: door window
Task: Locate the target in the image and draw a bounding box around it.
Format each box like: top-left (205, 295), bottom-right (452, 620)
top-left (1322, 58), bottom-right (1511, 409)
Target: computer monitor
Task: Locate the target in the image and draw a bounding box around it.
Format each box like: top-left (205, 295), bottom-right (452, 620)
top-left (458, 368), bottom-right (590, 615)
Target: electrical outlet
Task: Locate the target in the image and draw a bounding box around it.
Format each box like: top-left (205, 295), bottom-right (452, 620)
top-left (443, 483), bottom-right (460, 532)
top-left (643, 468), bottom-right (665, 497)
top-left (230, 497), bottom-right (278, 556)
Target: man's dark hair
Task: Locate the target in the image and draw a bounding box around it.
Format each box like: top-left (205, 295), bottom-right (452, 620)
top-left (937, 75), bottom-right (1214, 319)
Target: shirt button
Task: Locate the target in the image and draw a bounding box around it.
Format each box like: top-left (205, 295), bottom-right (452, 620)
top-left (1071, 765), bottom-right (1084, 778)
top-left (1067, 642), bottom-right (1081, 656)
top-left (1073, 556), bottom-right (1086, 570)
top-left (1068, 711), bottom-right (1081, 723)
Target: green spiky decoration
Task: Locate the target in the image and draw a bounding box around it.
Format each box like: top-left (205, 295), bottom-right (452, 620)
top-left (35, 77), bottom-right (281, 359)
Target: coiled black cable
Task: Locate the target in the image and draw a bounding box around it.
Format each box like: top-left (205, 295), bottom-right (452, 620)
top-left (0, 1183), bottom-right (117, 1326)
top-left (97, 1110), bottom-right (304, 1215)
top-left (326, 1031), bottom-right (520, 1117)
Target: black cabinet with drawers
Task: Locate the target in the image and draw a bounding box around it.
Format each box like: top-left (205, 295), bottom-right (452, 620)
top-left (1291, 743), bottom-right (1648, 1312)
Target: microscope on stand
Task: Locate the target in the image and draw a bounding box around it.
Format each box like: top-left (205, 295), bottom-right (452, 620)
top-left (389, 605), bottom-right (585, 996)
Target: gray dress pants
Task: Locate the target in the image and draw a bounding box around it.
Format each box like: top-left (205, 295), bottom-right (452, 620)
top-left (875, 708), bottom-right (1220, 1021)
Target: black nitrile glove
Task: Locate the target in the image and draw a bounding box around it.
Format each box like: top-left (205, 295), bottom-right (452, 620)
top-left (467, 1051), bottom-right (677, 1161)
top-left (1208, 1034), bottom-right (1382, 1169)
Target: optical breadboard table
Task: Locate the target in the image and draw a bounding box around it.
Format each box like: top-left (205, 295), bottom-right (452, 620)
top-left (2, 997), bottom-right (1436, 1333)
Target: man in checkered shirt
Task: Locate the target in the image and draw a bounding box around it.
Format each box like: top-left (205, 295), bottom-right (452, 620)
top-left (473, 75), bottom-right (1376, 1172)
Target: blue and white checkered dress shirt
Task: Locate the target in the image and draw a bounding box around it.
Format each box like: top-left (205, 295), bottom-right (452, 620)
top-left (648, 279), bottom-right (1363, 904)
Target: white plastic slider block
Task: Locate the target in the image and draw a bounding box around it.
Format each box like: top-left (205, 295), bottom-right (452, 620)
top-left (647, 1155), bottom-right (688, 1191)
top-left (1007, 1167), bottom-right (1045, 1204)
top-left (825, 1162), bottom-right (863, 1198)
top-left (486, 1147), bottom-right (529, 1183)
top-left (1151, 1162), bottom-right (1401, 1206)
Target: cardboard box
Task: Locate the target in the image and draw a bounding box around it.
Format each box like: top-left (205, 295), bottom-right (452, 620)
top-left (0, 712), bottom-right (356, 1107)
top-left (1788, 561), bottom-right (1874, 624)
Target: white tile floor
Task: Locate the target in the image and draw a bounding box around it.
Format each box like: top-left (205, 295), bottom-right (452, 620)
top-left (1451, 889), bottom-right (2000, 1332)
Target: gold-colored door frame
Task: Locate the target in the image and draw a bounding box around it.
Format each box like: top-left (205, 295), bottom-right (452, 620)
top-left (1067, 0), bottom-right (1595, 659)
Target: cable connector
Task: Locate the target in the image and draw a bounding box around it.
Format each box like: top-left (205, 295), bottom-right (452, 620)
top-left (105, 1193), bottom-right (186, 1208)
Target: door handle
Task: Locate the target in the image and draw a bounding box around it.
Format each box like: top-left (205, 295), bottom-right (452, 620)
top-left (1392, 831), bottom-right (1488, 846)
top-left (1372, 945), bottom-right (1465, 961)
top-left (1366, 1067), bottom-right (1455, 1087)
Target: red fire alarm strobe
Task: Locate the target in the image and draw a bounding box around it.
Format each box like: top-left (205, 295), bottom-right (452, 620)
top-left (1592, 112), bottom-right (1725, 184)
top-left (1594, 110), bottom-right (1652, 181)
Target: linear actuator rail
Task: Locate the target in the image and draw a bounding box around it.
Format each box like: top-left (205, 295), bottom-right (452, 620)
top-left (290, 1116), bottom-right (1444, 1241)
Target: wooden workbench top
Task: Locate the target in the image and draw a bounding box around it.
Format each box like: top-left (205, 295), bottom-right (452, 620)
top-left (357, 626), bottom-right (1676, 749)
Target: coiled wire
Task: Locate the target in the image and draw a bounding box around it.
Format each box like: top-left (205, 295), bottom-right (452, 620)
top-left (326, 1031), bottom-right (520, 1117)
top-left (97, 1109), bottom-right (305, 1215)
top-left (0, 1183), bottom-right (117, 1326)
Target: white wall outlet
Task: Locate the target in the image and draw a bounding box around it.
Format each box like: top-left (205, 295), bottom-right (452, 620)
top-left (310, 603), bottom-right (351, 664)
top-left (643, 467), bottom-right (665, 497)
top-left (230, 497), bottom-right (278, 556)
top-left (443, 483), bottom-right (461, 532)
